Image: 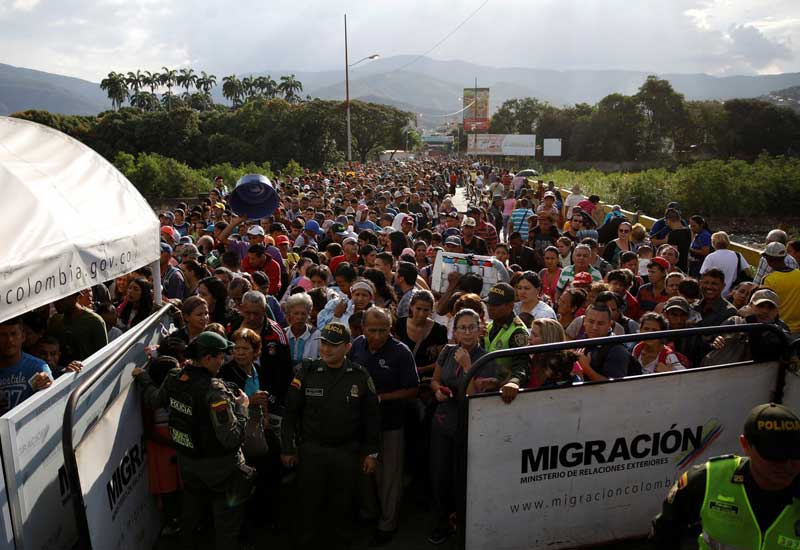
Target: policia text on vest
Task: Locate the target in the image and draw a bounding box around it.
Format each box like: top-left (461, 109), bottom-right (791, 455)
top-left (651, 403), bottom-right (800, 549)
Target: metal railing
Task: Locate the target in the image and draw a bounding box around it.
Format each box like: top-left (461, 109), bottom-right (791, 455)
top-left (454, 322), bottom-right (795, 549)
top-left (61, 303), bottom-right (175, 550)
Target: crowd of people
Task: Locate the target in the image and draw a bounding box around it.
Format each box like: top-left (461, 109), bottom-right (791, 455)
top-left (2, 159), bottom-right (799, 549)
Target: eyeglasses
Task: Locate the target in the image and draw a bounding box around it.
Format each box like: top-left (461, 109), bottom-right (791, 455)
top-left (456, 325), bottom-right (479, 333)
top-left (619, 229), bottom-right (631, 234)
top-left (571, 219), bottom-right (582, 224)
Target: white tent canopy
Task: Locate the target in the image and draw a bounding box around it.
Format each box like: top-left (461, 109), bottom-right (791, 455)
top-left (0, 116), bottom-right (159, 323)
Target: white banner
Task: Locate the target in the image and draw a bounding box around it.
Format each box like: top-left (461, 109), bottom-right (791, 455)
top-left (467, 134), bottom-right (536, 156)
top-left (465, 362), bottom-right (781, 550)
top-left (543, 138), bottom-right (562, 157)
top-left (75, 382), bottom-right (160, 550)
top-left (0, 307), bottom-right (170, 550)
top-left (430, 252), bottom-right (502, 297)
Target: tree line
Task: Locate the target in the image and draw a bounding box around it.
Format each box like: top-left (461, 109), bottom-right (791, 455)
top-left (486, 76), bottom-right (800, 161)
top-left (13, 98), bottom-right (414, 178)
top-left (99, 68), bottom-right (306, 112)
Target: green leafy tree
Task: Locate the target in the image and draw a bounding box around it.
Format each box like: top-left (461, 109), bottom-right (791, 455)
top-left (635, 75), bottom-right (688, 156)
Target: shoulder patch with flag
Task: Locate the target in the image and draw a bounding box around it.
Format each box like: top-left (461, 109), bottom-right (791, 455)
top-left (211, 399), bottom-right (230, 424)
top-left (291, 377), bottom-right (302, 390)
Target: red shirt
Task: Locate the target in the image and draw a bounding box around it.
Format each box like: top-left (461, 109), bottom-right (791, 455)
top-left (329, 254), bottom-right (359, 275)
top-left (242, 255), bottom-right (282, 296)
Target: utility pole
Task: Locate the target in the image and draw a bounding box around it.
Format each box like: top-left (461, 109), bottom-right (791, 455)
top-left (345, 14), bottom-right (351, 164)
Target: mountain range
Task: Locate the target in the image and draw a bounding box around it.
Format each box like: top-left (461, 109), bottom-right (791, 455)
top-left (3, 55), bottom-right (800, 122)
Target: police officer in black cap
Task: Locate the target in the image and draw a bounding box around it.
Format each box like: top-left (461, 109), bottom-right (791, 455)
top-left (281, 322), bottom-right (380, 550)
top-left (133, 331), bottom-right (254, 550)
top-left (651, 403), bottom-right (800, 549)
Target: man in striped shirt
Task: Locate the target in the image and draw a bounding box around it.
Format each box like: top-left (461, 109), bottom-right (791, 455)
top-left (555, 244), bottom-right (603, 298)
top-left (509, 199), bottom-right (535, 242)
top-left (468, 206), bottom-right (498, 252)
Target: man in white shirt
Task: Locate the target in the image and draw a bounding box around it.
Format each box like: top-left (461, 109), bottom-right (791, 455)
top-left (564, 184), bottom-right (587, 219)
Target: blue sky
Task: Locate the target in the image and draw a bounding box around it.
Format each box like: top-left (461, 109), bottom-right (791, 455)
top-left (0, 0), bottom-right (797, 81)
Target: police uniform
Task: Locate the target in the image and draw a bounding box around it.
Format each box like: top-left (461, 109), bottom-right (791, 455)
top-left (651, 403), bottom-right (800, 549)
top-left (484, 282), bottom-right (530, 385)
top-left (136, 332), bottom-right (254, 550)
top-left (281, 322), bottom-right (380, 550)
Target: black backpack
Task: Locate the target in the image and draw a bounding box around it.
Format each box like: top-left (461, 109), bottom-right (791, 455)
top-left (593, 344), bottom-right (643, 377)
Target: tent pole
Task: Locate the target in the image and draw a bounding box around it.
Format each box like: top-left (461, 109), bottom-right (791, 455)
top-left (151, 259), bottom-right (163, 306)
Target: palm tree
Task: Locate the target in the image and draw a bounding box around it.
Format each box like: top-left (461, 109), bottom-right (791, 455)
top-left (278, 74), bottom-right (303, 103)
top-left (263, 75), bottom-right (278, 99)
top-left (160, 67), bottom-right (177, 110)
top-left (125, 70), bottom-right (145, 96)
top-left (143, 70), bottom-right (159, 94)
top-left (100, 71), bottom-right (128, 110)
top-left (177, 68), bottom-right (197, 98)
top-left (241, 76), bottom-right (256, 101)
top-left (197, 71), bottom-right (217, 97)
top-left (222, 75), bottom-right (243, 106)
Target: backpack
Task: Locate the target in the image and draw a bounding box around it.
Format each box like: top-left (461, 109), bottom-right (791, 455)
top-left (594, 344), bottom-right (642, 377)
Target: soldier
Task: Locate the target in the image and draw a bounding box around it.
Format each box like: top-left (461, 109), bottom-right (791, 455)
top-left (133, 331), bottom-right (254, 550)
top-left (651, 403), bottom-right (800, 549)
top-left (281, 322), bottom-right (380, 550)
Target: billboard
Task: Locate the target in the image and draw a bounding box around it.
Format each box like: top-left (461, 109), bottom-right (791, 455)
top-left (465, 361), bottom-right (781, 550)
top-left (543, 138), bottom-right (562, 157)
top-left (467, 134), bottom-right (536, 156)
top-left (463, 88), bottom-right (490, 132)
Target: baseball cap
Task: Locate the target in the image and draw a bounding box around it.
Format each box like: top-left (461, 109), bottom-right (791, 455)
top-left (394, 190), bottom-right (403, 198)
top-left (319, 322), bottom-right (351, 345)
top-left (179, 243), bottom-right (200, 258)
top-left (666, 201), bottom-right (680, 211)
top-left (247, 225), bottom-right (265, 236)
top-left (573, 271), bottom-right (593, 286)
top-left (381, 226), bottom-right (397, 235)
top-left (213, 202), bottom-right (226, 210)
top-left (163, 211), bottom-right (175, 221)
top-left (486, 283), bottom-right (516, 306)
top-left (750, 289), bottom-right (780, 307)
top-left (160, 242), bottom-right (173, 255)
top-left (342, 237), bottom-right (358, 246)
top-left (444, 236), bottom-right (462, 247)
top-left (468, 205), bottom-right (481, 214)
top-left (331, 223), bottom-right (348, 236)
top-left (447, 210), bottom-right (460, 219)
top-left (648, 257), bottom-right (670, 271)
top-left (544, 191), bottom-right (556, 198)
top-left (304, 220), bottom-right (324, 235)
top-left (461, 217), bottom-right (477, 227)
top-left (762, 242), bottom-right (787, 258)
top-left (275, 235), bottom-right (291, 246)
top-left (193, 331), bottom-right (234, 355)
top-left (743, 403), bottom-right (800, 461)
top-left (664, 296), bottom-right (691, 314)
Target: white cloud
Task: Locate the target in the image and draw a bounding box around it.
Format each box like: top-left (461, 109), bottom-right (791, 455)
top-left (0, 0), bottom-right (796, 81)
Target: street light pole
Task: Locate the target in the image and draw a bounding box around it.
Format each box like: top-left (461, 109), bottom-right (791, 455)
top-left (345, 13), bottom-right (351, 164)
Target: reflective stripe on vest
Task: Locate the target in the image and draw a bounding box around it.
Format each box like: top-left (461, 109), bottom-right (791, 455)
top-left (698, 456), bottom-right (800, 550)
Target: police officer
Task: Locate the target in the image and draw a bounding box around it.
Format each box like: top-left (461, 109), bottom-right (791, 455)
top-left (280, 322), bottom-right (380, 550)
top-left (481, 282), bottom-right (530, 401)
top-left (651, 403), bottom-right (800, 549)
top-left (133, 331), bottom-right (254, 550)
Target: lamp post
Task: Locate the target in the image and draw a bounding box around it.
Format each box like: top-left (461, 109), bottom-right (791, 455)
top-left (344, 14), bottom-right (379, 164)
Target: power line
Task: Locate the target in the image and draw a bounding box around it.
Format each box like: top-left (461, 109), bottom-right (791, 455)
top-left (379, 0), bottom-right (490, 77)
top-left (424, 100), bottom-right (476, 118)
